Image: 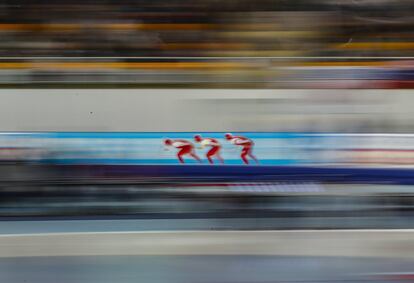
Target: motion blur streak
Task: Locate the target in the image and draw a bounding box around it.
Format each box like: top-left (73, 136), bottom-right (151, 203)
top-left (2, 1), bottom-right (414, 283)
top-left (0, 0), bottom-right (413, 87)
top-left (0, 230), bottom-right (414, 282)
top-left (0, 89), bottom-right (412, 132)
top-left (0, 230), bottom-right (413, 258)
top-left (0, 0), bottom-right (413, 57)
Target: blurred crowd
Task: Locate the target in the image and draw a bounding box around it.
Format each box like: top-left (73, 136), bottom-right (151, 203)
top-left (0, 0), bottom-right (413, 86)
top-left (1, 0), bottom-right (414, 57)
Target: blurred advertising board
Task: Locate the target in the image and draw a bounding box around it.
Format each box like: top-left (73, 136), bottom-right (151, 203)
top-left (0, 132), bottom-right (414, 168)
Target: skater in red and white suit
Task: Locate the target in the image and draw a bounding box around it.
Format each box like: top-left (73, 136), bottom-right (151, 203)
top-left (194, 135), bottom-right (224, 164)
top-left (225, 133), bottom-right (259, 165)
top-left (164, 139), bottom-right (201, 164)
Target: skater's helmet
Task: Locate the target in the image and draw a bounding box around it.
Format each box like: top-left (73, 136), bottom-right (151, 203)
top-left (225, 133), bottom-right (233, 140)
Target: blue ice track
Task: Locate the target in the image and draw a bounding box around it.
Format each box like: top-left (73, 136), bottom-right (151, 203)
top-left (1, 132), bottom-right (414, 184)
